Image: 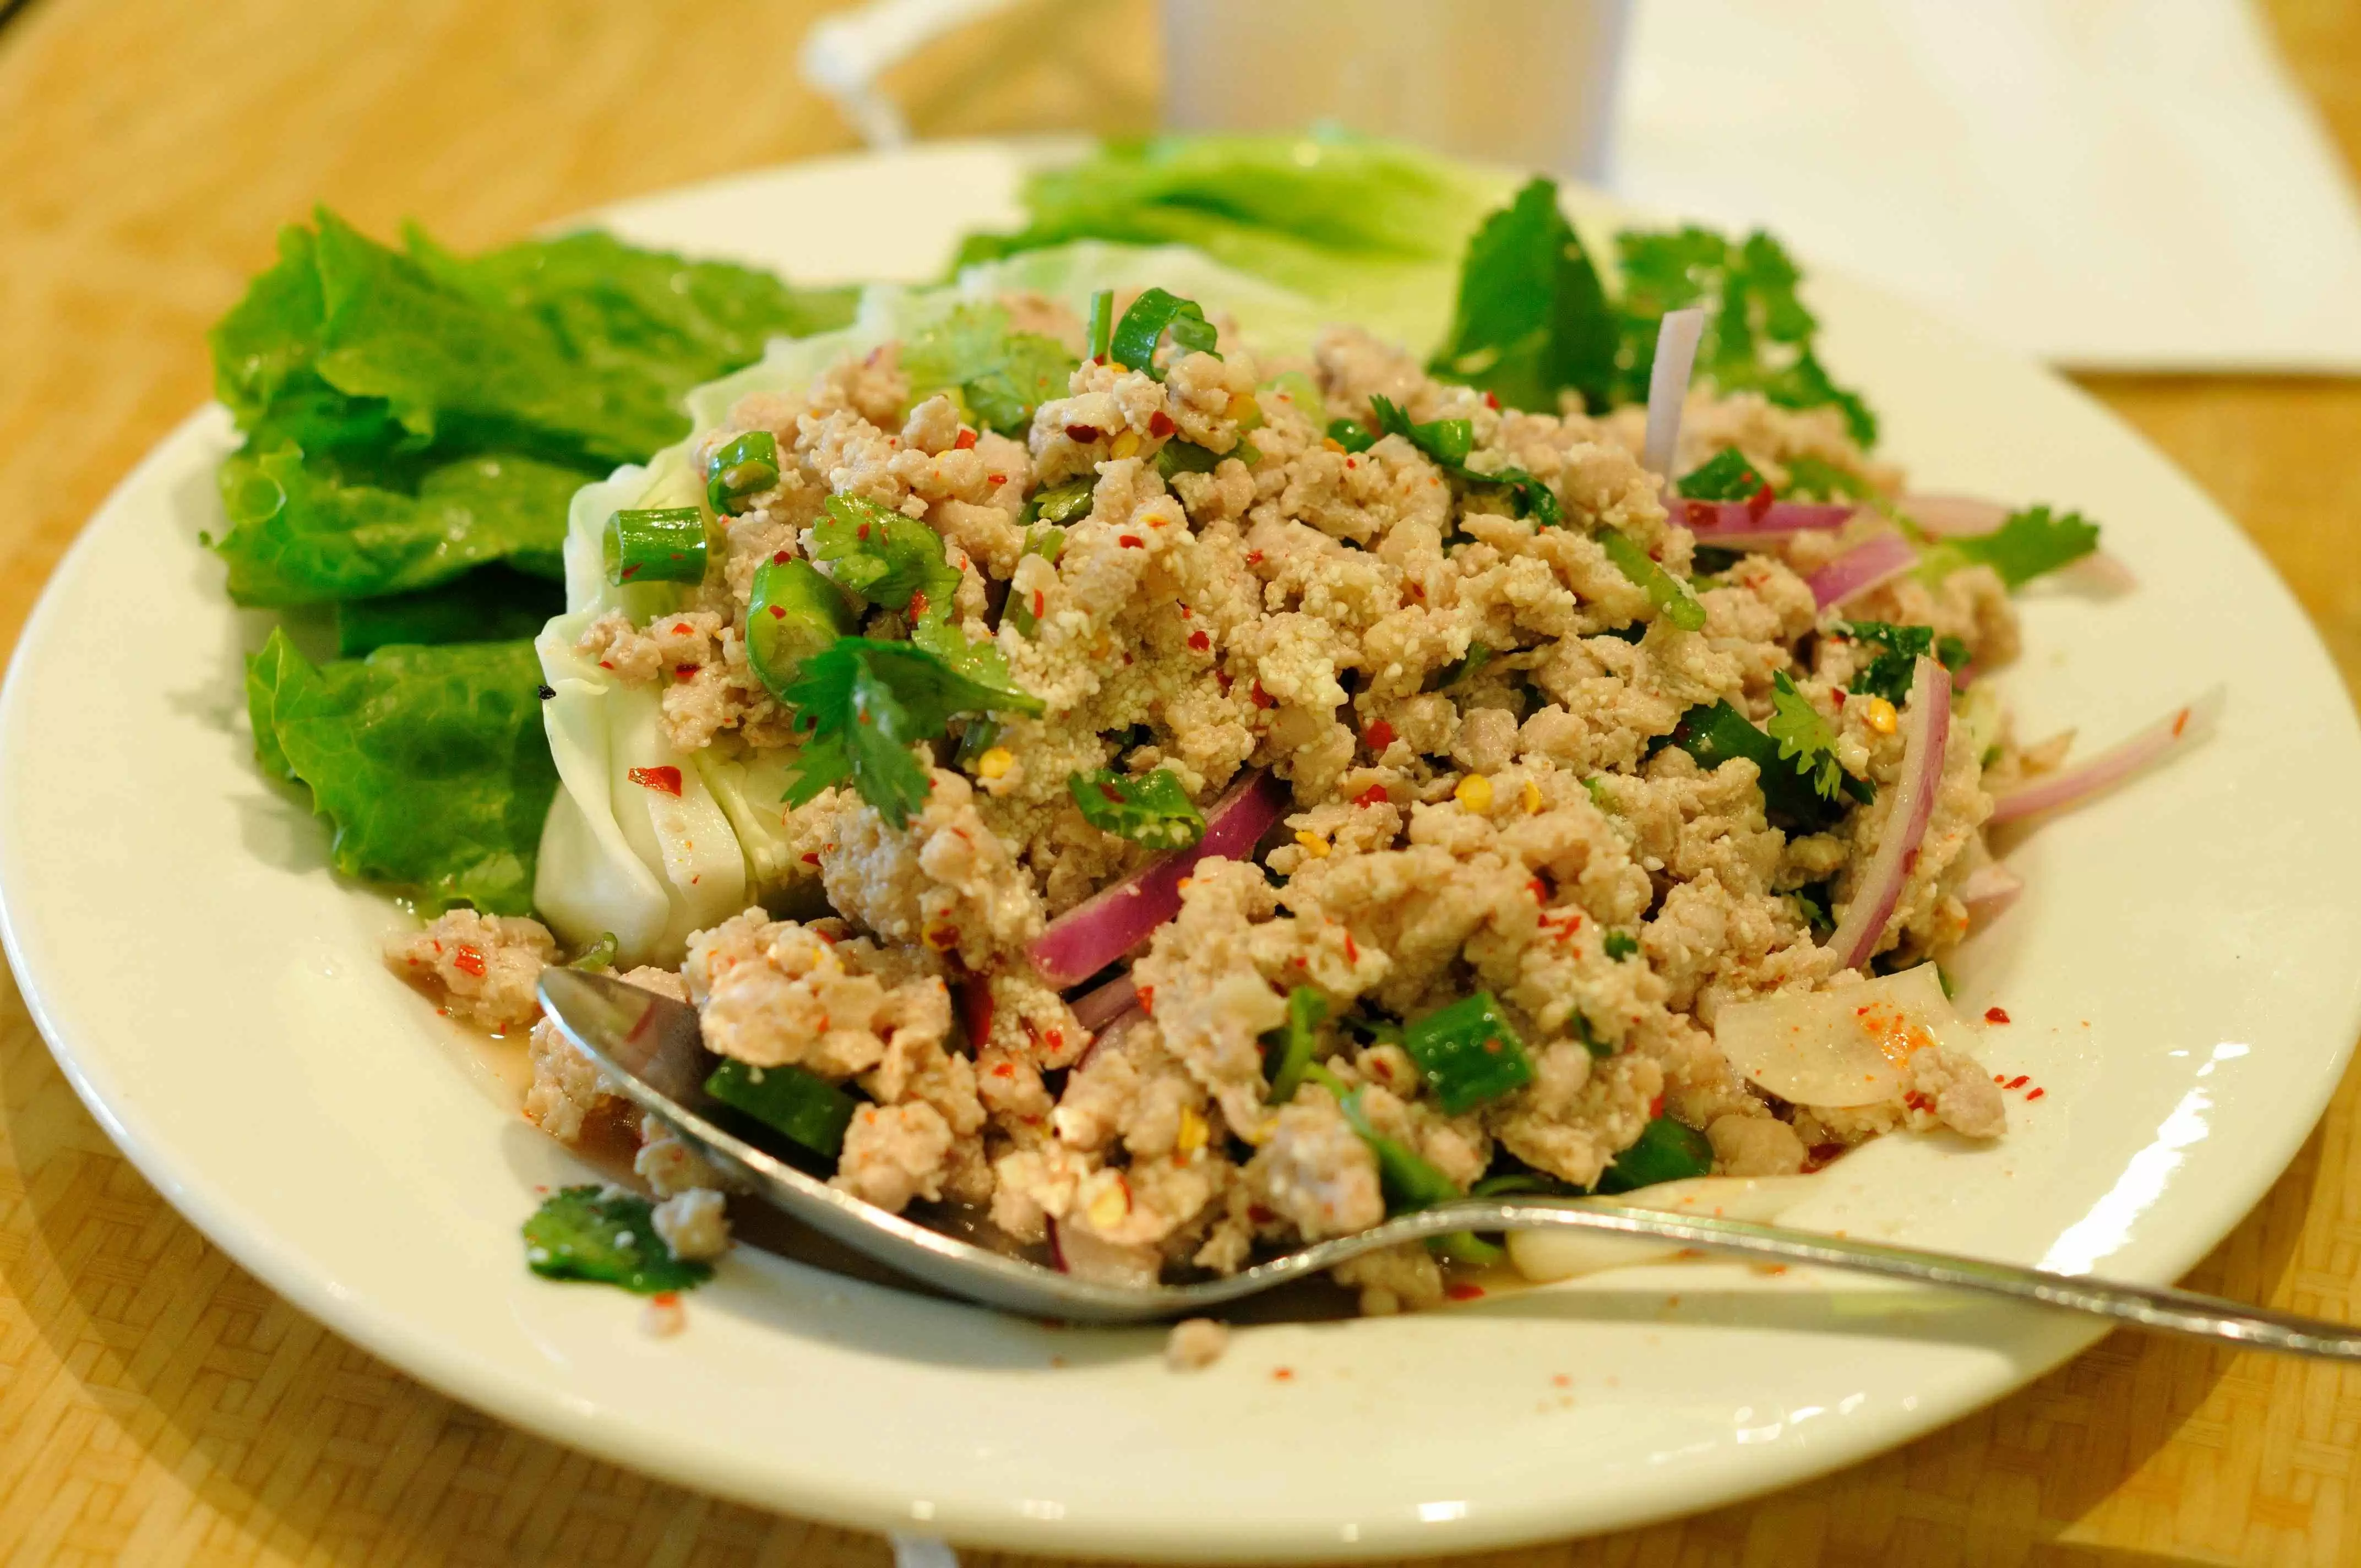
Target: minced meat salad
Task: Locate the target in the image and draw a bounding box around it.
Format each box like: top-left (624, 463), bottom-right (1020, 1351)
top-left (223, 144), bottom-right (2200, 1319)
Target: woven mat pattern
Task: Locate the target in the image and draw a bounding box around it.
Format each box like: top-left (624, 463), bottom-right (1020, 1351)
top-left (4, 0), bottom-right (2361, 1561)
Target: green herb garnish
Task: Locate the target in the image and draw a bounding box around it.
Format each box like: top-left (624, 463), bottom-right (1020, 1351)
top-left (1427, 176), bottom-right (1615, 413)
top-left (1781, 455), bottom-right (1872, 500)
top-left (1916, 505), bottom-right (2099, 589)
top-left (1766, 671), bottom-right (1853, 804)
top-left (1676, 447), bottom-right (1770, 502)
top-left (1262, 986), bottom-right (1329, 1104)
top-left (1666, 697), bottom-right (1869, 826)
top-left (902, 303), bottom-right (1079, 437)
top-left (705, 1058), bottom-right (858, 1158)
top-left (1067, 766), bottom-right (1205, 850)
top-left (524, 1186), bottom-right (710, 1294)
top-left (779, 638), bottom-right (1042, 828)
top-left (1603, 930), bottom-right (1639, 961)
top-left (811, 494), bottom-right (961, 615)
top-left (1369, 395), bottom-right (1562, 525)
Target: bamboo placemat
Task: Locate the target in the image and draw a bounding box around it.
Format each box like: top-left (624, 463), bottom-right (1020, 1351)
top-left (4, 0), bottom-right (2360, 1561)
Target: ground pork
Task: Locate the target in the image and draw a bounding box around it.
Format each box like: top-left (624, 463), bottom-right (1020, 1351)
top-left (499, 308), bottom-right (2042, 1315)
top-left (384, 910), bottom-right (554, 1032)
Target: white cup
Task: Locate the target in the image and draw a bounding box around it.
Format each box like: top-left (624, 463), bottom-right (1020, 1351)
top-left (1161, 0), bottom-right (1634, 180)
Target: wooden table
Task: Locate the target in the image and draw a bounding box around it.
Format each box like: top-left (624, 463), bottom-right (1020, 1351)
top-left (4, 0), bottom-right (2359, 1561)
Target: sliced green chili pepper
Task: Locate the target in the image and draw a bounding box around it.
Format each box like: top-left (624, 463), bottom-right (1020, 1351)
top-left (1402, 992), bottom-right (1534, 1114)
top-left (705, 1058), bottom-right (858, 1158)
top-left (603, 507), bottom-right (708, 586)
top-left (745, 555), bottom-right (858, 703)
top-left (705, 430), bottom-right (780, 515)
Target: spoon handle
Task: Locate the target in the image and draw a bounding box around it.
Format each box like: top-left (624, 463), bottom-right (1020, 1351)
top-left (1447, 1201), bottom-right (2361, 1360)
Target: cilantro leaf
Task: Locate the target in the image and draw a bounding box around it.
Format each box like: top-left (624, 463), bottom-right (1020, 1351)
top-left (1368, 395), bottom-right (1563, 525)
top-left (523, 1186), bottom-right (710, 1294)
top-left (901, 302), bottom-right (1078, 437)
top-left (1596, 528), bottom-right (1706, 631)
top-left (1837, 619), bottom-right (1933, 703)
top-left (1613, 226), bottom-right (1879, 446)
top-left (1069, 767), bottom-right (1205, 850)
top-left (1917, 505), bottom-right (2099, 589)
top-left (1428, 177), bottom-right (1616, 413)
top-left (1677, 447), bottom-right (1770, 502)
top-left (1666, 697), bottom-right (1868, 827)
top-left (779, 638), bottom-right (1043, 828)
top-left (1603, 930), bottom-right (1640, 961)
top-left (812, 494), bottom-right (964, 615)
top-left (1766, 671), bottom-right (1852, 803)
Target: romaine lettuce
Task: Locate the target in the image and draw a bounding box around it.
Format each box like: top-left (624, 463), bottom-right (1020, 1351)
top-left (247, 629), bottom-right (558, 915)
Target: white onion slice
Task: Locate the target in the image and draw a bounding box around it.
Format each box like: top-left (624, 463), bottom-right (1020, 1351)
top-left (1989, 688), bottom-right (2223, 826)
top-left (1045, 1217), bottom-right (1160, 1287)
top-left (1827, 657), bottom-right (1951, 969)
top-left (1506, 1175), bottom-right (1825, 1283)
top-left (1714, 963), bottom-right (1970, 1108)
top-left (1806, 531), bottom-right (1917, 611)
top-left (1641, 308), bottom-right (1706, 478)
top-left (1029, 770), bottom-right (1287, 986)
top-left (1957, 861), bottom-right (2023, 928)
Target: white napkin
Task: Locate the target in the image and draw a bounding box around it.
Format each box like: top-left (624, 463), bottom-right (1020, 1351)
top-left (1614, 0), bottom-right (2361, 371)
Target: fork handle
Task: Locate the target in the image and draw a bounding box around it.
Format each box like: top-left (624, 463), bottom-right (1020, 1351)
top-left (1455, 1201), bottom-right (2361, 1361)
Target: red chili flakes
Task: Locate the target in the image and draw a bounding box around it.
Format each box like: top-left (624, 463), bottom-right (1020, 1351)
top-left (620, 564), bottom-right (640, 580)
top-left (1250, 682), bottom-right (1274, 710)
top-left (1552, 1373), bottom-right (1572, 1388)
top-left (2026, 1087), bottom-right (2047, 1101)
top-left (1745, 481), bottom-right (1776, 521)
top-left (1648, 1093), bottom-right (1664, 1119)
top-left (1343, 930), bottom-right (1361, 963)
top-left (1993, 1073), bottom-right (2007, 1084)
top-left (1527, 877), bottom-right (1548, 901)
top-left (2007, 1075), bottom-right (2030, 1090)
top-left (1343, 456), bottom-right (1356, 469)
top-left (1065, 424), bottom-right (1102, 444)
top-left (1098, 782), bottom-right (1125, 804)
top-left (1185, 629), bottom-right (1211, 653)
top-left (2173, 707), bottom-right (2191, 738)
top-left (1831, 689), bottom-right (1846, 707)
top-left (857, 522), bottom-right (872, 541)
top-left (1363, 718), bottom-right (1397, 750)
top-left (1984, 1006), bottom-right (2011, 1025)
top-left (1148, 409), bottom-right (1176, 438)
top-left (628, 765), bottom-right (683, 796)
top-left (453, 944), bottom-right (487, 978)
top-left (1271, 1367), bottom-right (1295, 1382)
top-left (908, 590), bottom-right (929, 621)
top-left (772, 550), bottom-right (791, 565)
top-left (1244, 549), bottom-right (1265, 566)
top-left (801, 852), bottom-right (822, 867)
top-left (1352, 785), bottom-right (1390, 807)
top-left (987, 472), bottom-right (1007, 486)
top-left (1445, 1282), bottom-right (1486, 1302)
top-left (598, 660), bottom-right (615, 669)
top-left (1247, 1203), bottom-right (1276, 1226)
top-left (953, 428), bottom-right (978, 450)
top-left (1137, 985), bottom-right (1156, 1016)
top-left (1031, 590), bottom-right (1046, 619)
top-left (673, 664), bottom-right (697, 681)
top-left (1045, 1028), bottom-right (1064, 1052)
top-left (1482, 390), bottom-right (1501, 411)
top-left (671, 622), bottom-right (691, 635)
top-left (958, 977), bottom-right (993, 1051)
top-left (769, 605), bottom-right (787, 619)
top-left (1118, 535), bottom-right (1145, 549)
top-left (992, 1060), bottom-right (1016, 1078)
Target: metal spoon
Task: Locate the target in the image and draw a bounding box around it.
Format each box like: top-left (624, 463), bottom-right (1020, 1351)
top-left (540, 968), bottom-right (2361, 1358)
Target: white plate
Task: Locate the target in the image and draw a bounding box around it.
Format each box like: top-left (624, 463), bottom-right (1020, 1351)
top-left (5, 144), bottom-right (2360, 1561)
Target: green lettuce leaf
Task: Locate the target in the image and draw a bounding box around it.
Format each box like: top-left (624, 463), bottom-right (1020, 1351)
top-left (213, 443), bottom-right (585, 607)
top-left (333, 567), bottom-right (567, 657)
top-left (246, 628), bottom-right (559, 913)
top-left (1428, 177), bottom-right (1615, 412)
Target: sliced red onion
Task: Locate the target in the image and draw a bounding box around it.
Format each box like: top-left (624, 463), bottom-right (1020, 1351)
top-left (1957, 861), bottom-right (2023, 928)
top-left (1069, 970), bottom-right (1138, 1030)
top-left (1674, 497), bottom-right (1863, 544)
top-left (1827, 657), bottom-right (1952, 969)
top-left (1807, 532), bottom-right (1918, 611)
top-left (1029, 769), bottom-right (1288, 987)
top-left (1641, 308), bottom-right (1705, 478)
top-left (1988, 689), bottom-right (2222, 826)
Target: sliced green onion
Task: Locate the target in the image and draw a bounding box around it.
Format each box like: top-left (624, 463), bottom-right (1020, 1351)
top-left (1261, 986), bottom-right (1328, 1104)
top-left (1598, 529), bottom-right (1706, 631)
top-left (1603, 930), bottom-right (1639, 961)
top-left (603, 507), bottom-right (708, 586)
top-left (745, 556), bottom-right (858, 703)
top-left (567, 932), bottom-right (619, 972)
top-left (1109, 287), bottom-right (1218, 381)
top-left (1328, 418), bottom-right (1375, 454)
top-left (1085, 289), bottom-right (1114, 362)
top-left (1593, 1114), bottom-right (1713, 1194)
top-left (705, 1058), bottom-right (857, 1158)
top-left (705, 430), bottom-right (781, 515)
top-left (1307, 1063), bottom-right (1462, 1212)
top-left (1429, 640), bottom-right (1493, 691)
top-left (1003, 527), bottom-right (1068, 637)
top-left (1401, 991), bottom-right (1534, 1114)
top-left (1433, 1232), bottom-right (1503, 1267)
